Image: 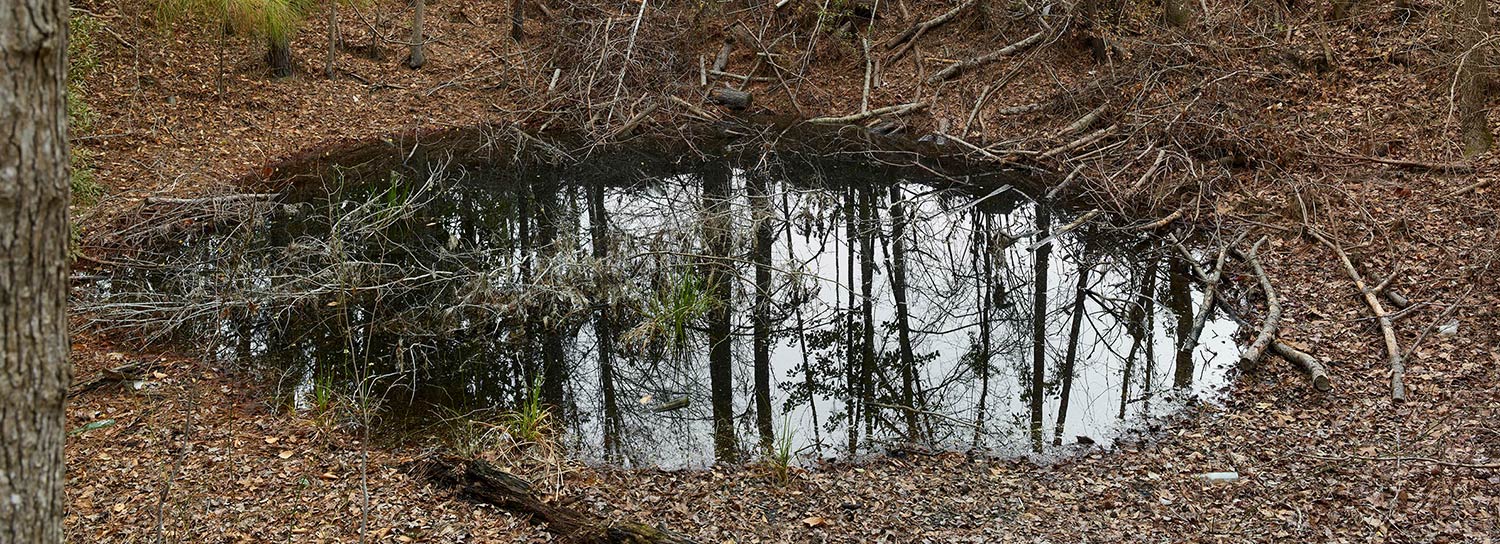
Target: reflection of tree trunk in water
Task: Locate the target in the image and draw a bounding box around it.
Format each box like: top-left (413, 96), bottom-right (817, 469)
top-left (857, 187), bottom-right (879, 440)
top-left (783, 190), bottom-right (822, 454)
top-left (535, 176), bottom-right (567, 414)
top-left (1139, 253), bottom-right (1159, 415)
top-left (972, 214), bottom-right (994, 447)
top-left (1028, 207), bottom-right (1052, 453)
top-left (886, 186), bottom-right (920, 440)
top-left (516, 181), bottom-right (538, 405)
top-left (750, 171), bottom-right (775, 451)
top-left (1053, 244), bottom-right (1092, 446)
top-left (1169, 256), bottom-right (1195, 388)
top-left (843, 187), bottom-right (860, 454)
top-left (1118, 249), bottom-right (1158, 419)
top-left (588, 182), bottom-right (622, 457)
top-left (702, 162), bottom-right (738, 462)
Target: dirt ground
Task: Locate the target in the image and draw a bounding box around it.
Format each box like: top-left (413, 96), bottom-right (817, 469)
top-left (66, 0), bottom-right (1500, 542)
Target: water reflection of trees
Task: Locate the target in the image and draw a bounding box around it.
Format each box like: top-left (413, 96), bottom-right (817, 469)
top-left (92, 151), bottom-right (1235, 468)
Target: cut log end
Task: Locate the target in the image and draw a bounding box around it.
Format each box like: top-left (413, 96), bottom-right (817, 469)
top-left (708, 88), bottom-right (752, 111)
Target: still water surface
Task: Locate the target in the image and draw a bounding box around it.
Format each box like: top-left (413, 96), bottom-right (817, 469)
top-left (96, 142), bottom-right (1238, 468)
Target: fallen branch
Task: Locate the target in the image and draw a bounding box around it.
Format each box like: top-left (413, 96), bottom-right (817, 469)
top-left (1270, 340), bottom-right (1333, 392)
top-left (927, 31), bottom-right (1045, 83)
top-left (1238, 237), bottom-right (1281, 371)
top-left (1044, 165), bottom-right (1083, 200)
top-left (886, 0), bottom-right (978, 61)
top-left (1057, 104), bottom-right (1109, 137)
top-left (422, 458), bottom-right (697, 543)
top-left (807, 101), bottom-right (928, 124)
top-left (1297, 452), bottom-right (1500, 470)
top-left (1316, 151), bottom-right (1474, 174)
top-left (1132, 208), bottom-right (1183, 230)
top-left (1039, 124), bottom-right (1117, 160)
top-left (1311, 230), bottom-right (1406, 401)
top-left (144, 193), bottom-right (279, 206)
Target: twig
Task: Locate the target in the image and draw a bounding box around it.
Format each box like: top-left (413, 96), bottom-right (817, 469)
top-left (1298, 452), bottom-right (1500, 470)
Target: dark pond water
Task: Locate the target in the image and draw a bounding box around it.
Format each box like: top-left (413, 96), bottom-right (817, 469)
top-left (92, 136), bottom-right (1238, 468)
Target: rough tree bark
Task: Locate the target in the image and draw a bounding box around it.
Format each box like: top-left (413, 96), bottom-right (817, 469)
top-left (1, 0), bottom-right (72, 542)
top-left (1458, 0), bottom-right (1492, 157)
top-left (325, 2), bottom-right (339, 78)
top-left (267, 37), bottom-right (293, 78)
top-left (511, 0), bottom-right (524, 42)
top-left (409, 0), bottom-right (426, 69)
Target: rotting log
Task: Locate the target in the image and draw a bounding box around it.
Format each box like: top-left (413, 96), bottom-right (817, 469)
top-left (69, 360), bottom-right (164, 398)
top-left (708, 87), bottom-right (752, 110)
top-left (423, 458), bottom-right (697, 544)
top-left (1270, 341), bottom-right (1333, 392)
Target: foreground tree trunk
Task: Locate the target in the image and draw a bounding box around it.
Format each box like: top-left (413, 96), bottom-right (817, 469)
top-left (511, 0), bottom-right (524, 42)
top-left (1459, 0), bottom-right (1493, 157)
top-left (409, 0), bottom-right (426, 69)
top-left (1, 0), bottom-right (72, 542)
top-left (267, 37), bottom-right (293, 78)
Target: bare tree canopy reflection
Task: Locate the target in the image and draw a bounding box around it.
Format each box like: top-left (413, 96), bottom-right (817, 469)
top-left (86, 141), bottom-right (1239, 468)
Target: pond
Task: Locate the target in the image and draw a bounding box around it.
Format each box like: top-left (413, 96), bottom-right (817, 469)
top-left (90, 132), bottom-right (1239, 468)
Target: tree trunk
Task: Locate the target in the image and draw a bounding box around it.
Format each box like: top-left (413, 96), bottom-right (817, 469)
top-left (1459, 0), bottom-right (1492, 157)
top-left (1, 0), bottom-right (72, 542)
top-left (511, 0), bottom-right (525, 42)
top-left (1053, 248), bottom-right (1090, 446)
top-left (1164, 0), bottom-right (1192, 27)
top-left (409, 0), bottom-right (426, 69)
top-left (325, 2), bottom-right (338, 78)
top-left (857, 188), bottom-right (877, 439)
top-left (267, 36), bottom-right (293, 78)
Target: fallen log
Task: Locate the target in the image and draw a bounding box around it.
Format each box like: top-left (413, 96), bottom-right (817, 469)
top-left (1270, 340), bottom-right (1333, 392)
top-left (423, 458), bottom-right (697, 544)
top-left (708, 87), bottom-right (753, 110)
top-left (928, 31), bottom-right (1045, 83)
top-left (69, 359), bottom-right (164, 397)
top-left (1057, 104), bottom-right (1108, 137)
top-left (1311, 230), bottom-right (1406, 401)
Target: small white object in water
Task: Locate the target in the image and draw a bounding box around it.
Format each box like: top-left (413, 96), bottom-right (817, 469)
top-left (1200, 471), bottom-right (1240, 482)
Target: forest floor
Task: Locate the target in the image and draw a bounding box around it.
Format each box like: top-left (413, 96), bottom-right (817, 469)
top-left (65, 0), bottom-right (1500, 542)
